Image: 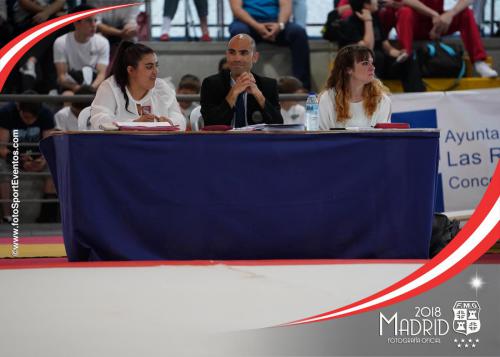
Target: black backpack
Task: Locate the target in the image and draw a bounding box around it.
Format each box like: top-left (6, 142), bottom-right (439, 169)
top-left (429, 213), bottom-right (461, 258)
top-left (322, 10), bottom-right (344, 43)
top-left (415, 41), bottom-right (465, 78)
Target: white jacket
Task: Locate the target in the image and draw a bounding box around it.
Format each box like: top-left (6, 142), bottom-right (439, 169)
top-left (90, 76), bottom-right (186, 130)
top-left (319, 89), bottom-right (391, 129)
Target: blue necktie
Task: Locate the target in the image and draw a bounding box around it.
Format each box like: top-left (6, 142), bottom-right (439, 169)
top-left (234, 93), bottom-right (246, 128)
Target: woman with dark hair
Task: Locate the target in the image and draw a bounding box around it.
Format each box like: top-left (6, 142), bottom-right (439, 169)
top-left (318, 44), bottom-right (391, 129)
top-left (90, 41), bottom-right (185, 130)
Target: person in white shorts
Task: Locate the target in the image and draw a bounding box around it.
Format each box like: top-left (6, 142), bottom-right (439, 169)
top-left (53, 4), bottom-right (110, 95)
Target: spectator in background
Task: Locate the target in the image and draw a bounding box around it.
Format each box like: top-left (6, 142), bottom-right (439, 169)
top-left (160, 0), bottom-right (211, 41)
top-left (87, 0), bottom-right (140, 51)
top-left (292, 0), bottom-right (307, 28)
top-left (351, 0), bottom-right (498, 77)
top-left (12, 0), bottom-right (66, 34)
top-left (229, 0), bottom-right (311, 90)
top-left (200, 34), bottom-right (283, 127)
top-left (0, 91), bottom-right (59, 223)
top-left (0, 2), bottom-right (14, 48)
top-left (177, 74), bottom-right (201, 122)
top-left (277, 76), bottom-right (305, 124)
top-left (218, 57), bottom-right (229, 72)
top-left (90, 41), bottom-right (186, 130)
top-left (319, 45), bottom-right (391, 129)
top-left (11, 0), bottom-right (66, 93)
top-left (53, 5), bottom-right (110, 95)
top-left (54, 85), bottom-right (94, 131)
top-left (337, 0), bottom-right (425, 92)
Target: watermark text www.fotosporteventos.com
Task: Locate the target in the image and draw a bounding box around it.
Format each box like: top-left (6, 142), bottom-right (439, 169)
top-left (11, 130), bottom-right (20, 257)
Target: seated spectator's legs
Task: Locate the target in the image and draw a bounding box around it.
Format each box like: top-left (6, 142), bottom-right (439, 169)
top-left (229, 20), bottom-right (253, 37)
top-left (230, 21), bottom-right (311, 90)
top-left (399, 56), bottom-right (426, 92)
top-left (20, 57), bottom-right (37, 91)
top-left (394, 6), bottom-right (425, 55)
top-left (444, 8), bottom-right (487, 63)
top-left (193, 0), bottom-right (211, 40)
top-left (17, 30), bottom-right (63, 93)
top-left (396, 6), bottom-right (488, 64)
top-left (378, 7), bottom-right (397, 39)
top-left (379, 54), bottom-right (426, 92)
top-left (275, 23), bottom-right (311, 90)
top-left (161, 0), bottom-right (180, 40)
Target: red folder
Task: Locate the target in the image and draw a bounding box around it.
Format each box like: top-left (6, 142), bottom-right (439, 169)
top-left (374, 123), bottom-right (410, 129)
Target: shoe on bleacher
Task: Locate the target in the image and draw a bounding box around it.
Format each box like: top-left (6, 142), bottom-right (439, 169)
top-left (200, 33), bottom-right (212, 42)
top-left (159, 33), bottom-right (170, 41)
top-left (474, 61), bottom-right (498, 78)
top-left (19, 60), bottom-right (36, 79)
top-left (2, 215), bottom-right (13, 224)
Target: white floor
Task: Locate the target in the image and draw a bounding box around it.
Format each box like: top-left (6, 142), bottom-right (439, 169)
top-left (0, 262), bottom-right (421, 356)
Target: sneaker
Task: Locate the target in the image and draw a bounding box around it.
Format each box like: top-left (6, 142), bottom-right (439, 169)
top-left (2, 215), bottom-right (13, 224)
top-left (200, 33), bottom-right (212, 42)
top-left (474, 61), bottom-right (498, 78)
top-left (19, 60), bottom-right (36, 79)
top-left (159, 33), bottom-right (170, 41)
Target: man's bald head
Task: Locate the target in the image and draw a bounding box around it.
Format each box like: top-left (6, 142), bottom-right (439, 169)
top-left (227, 34), bottom-right (256, 53)
top-left (225, 34), bottom-right (259, 78)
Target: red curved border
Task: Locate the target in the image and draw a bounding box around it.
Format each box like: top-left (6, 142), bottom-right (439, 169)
top-left (284, 162), bottom-right (499, 326)
top-left (0, 4), bottom-right (140, 91)
top-left (1, 5), bottom-right (498, 328)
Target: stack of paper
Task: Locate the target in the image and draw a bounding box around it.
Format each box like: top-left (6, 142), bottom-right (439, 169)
top-left (99, 122), bottom-right (179, 131)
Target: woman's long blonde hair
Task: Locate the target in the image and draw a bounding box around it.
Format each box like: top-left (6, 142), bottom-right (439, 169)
top-left (324, 45), bottom-right (389, 123)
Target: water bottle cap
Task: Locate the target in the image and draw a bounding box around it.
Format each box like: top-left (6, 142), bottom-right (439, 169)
top-left (309, 92), bottom-right (316, 95)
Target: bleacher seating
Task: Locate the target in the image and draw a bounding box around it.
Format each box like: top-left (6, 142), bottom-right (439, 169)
top-left (384, 55), bottom-right (500, 93)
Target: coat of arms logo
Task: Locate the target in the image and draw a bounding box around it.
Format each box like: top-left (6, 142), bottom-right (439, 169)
top-left (453, 301), bottom-right (481, 335)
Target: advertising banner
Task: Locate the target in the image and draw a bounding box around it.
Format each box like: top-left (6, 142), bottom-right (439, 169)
top-left (392, 89), bottom-right (500, 212)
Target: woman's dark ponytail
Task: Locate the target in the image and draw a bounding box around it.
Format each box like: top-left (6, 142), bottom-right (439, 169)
top-left (108, 41), bottom-right (155, 114)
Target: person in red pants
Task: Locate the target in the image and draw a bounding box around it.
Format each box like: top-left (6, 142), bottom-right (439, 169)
top-left (337, 0), bottom-right (498, 77)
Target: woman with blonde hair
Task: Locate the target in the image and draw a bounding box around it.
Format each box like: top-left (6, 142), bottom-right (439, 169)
top-left (319, 45), bottom-right (391, 129)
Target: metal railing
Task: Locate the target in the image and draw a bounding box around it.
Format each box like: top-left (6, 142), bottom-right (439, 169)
top-left (142, 0), bottom-right (498, 40)
top-left (0, 93), bottom-right (310, 103)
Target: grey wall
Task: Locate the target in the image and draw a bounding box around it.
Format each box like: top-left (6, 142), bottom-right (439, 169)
top-left (146, 40), bottom-right (335, 92)
top-left (146, 38), bottom-right (500, 92)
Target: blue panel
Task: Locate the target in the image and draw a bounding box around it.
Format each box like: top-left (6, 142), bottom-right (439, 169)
top-left (392, 109), bottom-right (437, 129)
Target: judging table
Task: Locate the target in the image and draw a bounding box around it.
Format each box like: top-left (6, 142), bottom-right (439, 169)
top-left (40, 130), bottom-right (439, 261)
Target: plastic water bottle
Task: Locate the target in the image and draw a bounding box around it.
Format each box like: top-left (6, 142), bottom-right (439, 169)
top-left (305, 93), bottom-right (319, 131)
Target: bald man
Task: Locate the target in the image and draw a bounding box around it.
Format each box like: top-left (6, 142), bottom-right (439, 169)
top-left (200, 34), bottom-right (283, 128)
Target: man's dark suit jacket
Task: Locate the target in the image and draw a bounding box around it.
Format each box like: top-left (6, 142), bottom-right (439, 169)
top-left (200, 70), bottom-right (283, 126)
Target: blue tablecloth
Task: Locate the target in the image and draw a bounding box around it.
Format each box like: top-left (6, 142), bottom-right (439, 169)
top-left (40, 131), bottom-right (439, 261)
